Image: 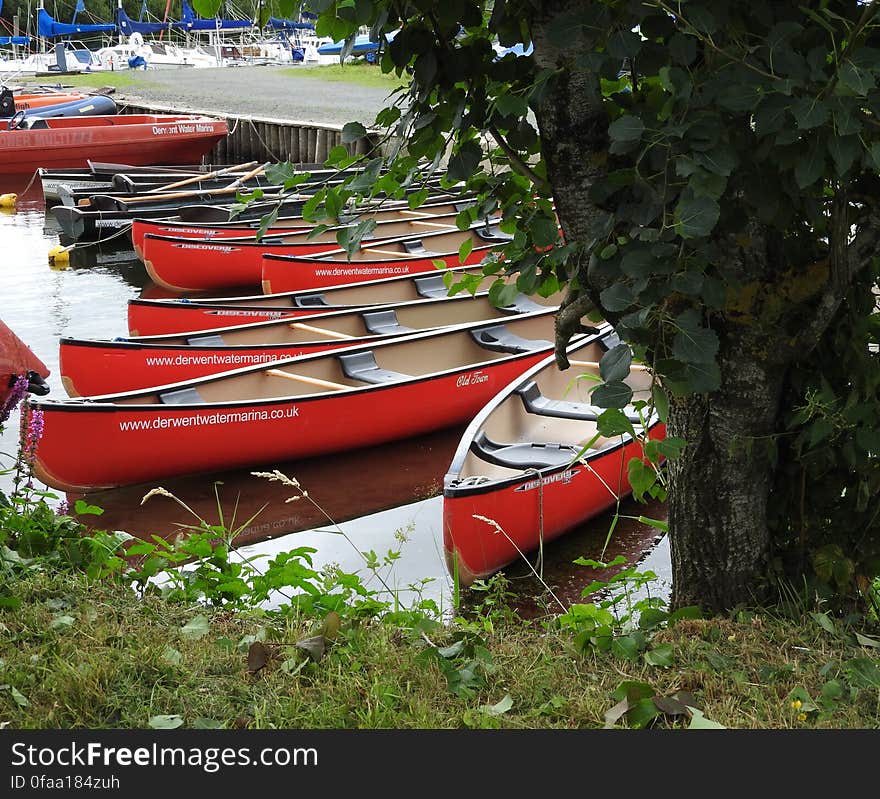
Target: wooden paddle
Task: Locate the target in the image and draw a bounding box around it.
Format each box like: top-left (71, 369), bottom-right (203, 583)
top-left (111, 162), bottom-right (272, 207)
top-left (265, 368), bottom-right (348, 390)
top-left (569, 360), bottom-right (651, 371)
top-left (224, 161), bottom-right (270, 190)
top-left (152, 161), bottom-right (259, 192)
top-left (288, 322), bottom-right (356, 340)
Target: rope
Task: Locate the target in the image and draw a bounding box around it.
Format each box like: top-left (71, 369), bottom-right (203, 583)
top-left (246, 117), bottom-right (281, 162)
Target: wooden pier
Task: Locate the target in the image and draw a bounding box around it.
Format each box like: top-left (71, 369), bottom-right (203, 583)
top-left (118, 99), bottom-right (380, 165)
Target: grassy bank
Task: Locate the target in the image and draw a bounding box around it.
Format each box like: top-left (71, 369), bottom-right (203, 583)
top-left (2, 484), bottom-right (878, 730)
top-left (3, 570), bottom-right (879, 729)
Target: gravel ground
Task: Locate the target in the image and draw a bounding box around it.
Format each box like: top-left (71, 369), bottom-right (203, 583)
top-left (90, 65), bottom-right (395, 128)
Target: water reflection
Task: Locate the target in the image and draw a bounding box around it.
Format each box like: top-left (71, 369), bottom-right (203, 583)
top-left (0, 176), bottom-right (671, 613)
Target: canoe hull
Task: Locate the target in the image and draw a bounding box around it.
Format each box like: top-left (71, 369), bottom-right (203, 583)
top-left (32, 353), bottom-right (552, 492)
top-left (0, 114), bottom-right (227, 175)
top-left (442, 426), bottom-right (666, 586)
top-left (260, 246), bottom-right (494, 294)
top-left (126, 265), bottom-right (488, 336)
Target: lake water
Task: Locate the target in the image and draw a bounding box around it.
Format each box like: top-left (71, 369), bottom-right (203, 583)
top-left (0, 174), bottom-right (671, 614)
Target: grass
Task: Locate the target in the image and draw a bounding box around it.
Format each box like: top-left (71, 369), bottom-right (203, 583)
top-left (282, 61), bottom-right (409, 90)
top-left (17, 72), bottom-right (145, 90)
top-left (2, 569), bottom-right (878, 729)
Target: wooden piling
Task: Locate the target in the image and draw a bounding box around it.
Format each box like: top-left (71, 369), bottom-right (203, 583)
top-left (119, 100), bottom-right (381, 165)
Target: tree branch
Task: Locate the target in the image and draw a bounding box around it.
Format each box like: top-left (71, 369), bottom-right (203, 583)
top-left (487, 124), bottom-right (551, 192)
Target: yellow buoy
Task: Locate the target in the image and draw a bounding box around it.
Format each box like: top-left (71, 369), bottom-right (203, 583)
top-left (48, 244), bottom-right (71, 266)
top-left (0, 193), bottom-right (17, 209)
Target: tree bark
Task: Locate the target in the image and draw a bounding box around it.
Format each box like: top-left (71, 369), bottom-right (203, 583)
top-left (665, 324), bottom-right (786, 612)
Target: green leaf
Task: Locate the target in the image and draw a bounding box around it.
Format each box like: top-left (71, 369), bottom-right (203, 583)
top-left (180, 615), bottom-right (210, 640)
top-left (591, 381), bottom-right (633, 409)
top-left (148, 714), bottom-right (184, 729)
top-left (596, 408), bottom-right (636, 438)
top-left (687, 707), bottom-right (726, 729)
top-left (644, 644), bottom-right (674, 667)
top-left (627, 458), bottom-right (656, 501)
top-left (599, 283), bottom-right (635, 312)
top-left (795, 139), bottom-right (825, 188)
top-left (791, 97), bottom-right (830, 130)
top-left (341, 121), bottom-right (368, 144)
top-left (193, 717), bottom-right (225, 729)
top-left (838, 61), bottom-right (876, 96)
top-left (684, 361), bottom-right (722, 393)
top-left (827, 134), bottom-right (860, 176)
top-left (673, 192), bottom-right (719, 238)
top-left (608, 115), bottom-right (645, 143)
top-left (73, 500), bottom-right (103, 516)
top-left (480, 694), bottom-right (514, 716)
top-left (446, 141), bottom-right (483, 182)
top-left (673, 325), bottom-right (719, 364)
top-left (651, 384), bottom-right (669, 423)
top-left (600, 344), bottom-right (633, 383)
top-left (161, 646), bottom-right (182, 666)
top-left (50, 614), bottom-right (75, 630)
top-left (855, 633), bottom-right (880, 649)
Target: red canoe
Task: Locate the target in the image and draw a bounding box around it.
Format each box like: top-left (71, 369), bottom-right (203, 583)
top-left (442, 329), bottom-right (666, 587)
top-left (0, 114), bottom-right (228, 175)
top-left (127, 264), bottom-right (490, 337)
top-left (61, 290), bottom-right (561, 396)
top-left (1, 319), bottom-right (50, 415)
top-left (259, 226), bottom-right (511, 294)
top-left (129, 197), bottom-right (479, 254)
top-left (31, 310), bottom-right (572, 492)
top-left (13, 92), bottom-right (91, 110)
top-left (139, 208), bottom-right (497, 293)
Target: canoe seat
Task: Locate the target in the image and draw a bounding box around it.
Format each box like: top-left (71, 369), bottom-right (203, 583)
top-left (292, 293), bottom-right (329, 308)
top-left (186, 334), bottom-right (224, 346)
top-left (402, 239), bottom-right (428, 254)
top-left (361, 310), bottom-right (415, 336)
top-left (471, 324), bottom-right (552, 354)
top-left (159, 387), bottom-right (203, 404)
top-left (414, 273), bottom-right (453, 298)
top-left (475, 224), bottom-right (514, 241)
top-left (516, 380), bottom-right (643, 423)
top-left (470, 431), bottom-right (586, 470)
top-left (337, 351), bottom-right (410, 384)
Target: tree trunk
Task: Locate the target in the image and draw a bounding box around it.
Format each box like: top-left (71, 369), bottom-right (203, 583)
top-left (666, 325), bottom-right (786, 613)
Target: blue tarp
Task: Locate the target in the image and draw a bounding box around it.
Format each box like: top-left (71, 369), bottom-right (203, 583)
top-left (179, 0), bottom-right (253, 31)
top-left (0, 36), bottom-right (31, 45)
top-left (37, 8), bottom-right (116, 37)
top-left (266, 17), bottom-right (315, 31)
top-left (116, 7), bottom-right (182, 35)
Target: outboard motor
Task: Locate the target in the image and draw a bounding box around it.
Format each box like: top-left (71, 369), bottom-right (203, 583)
top-left (26, 370), bottom-right (51, 396)
top-left (0, 88), bottom-right (15, 119)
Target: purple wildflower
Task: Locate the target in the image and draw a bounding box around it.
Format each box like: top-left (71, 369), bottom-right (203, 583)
top-left (56, 499), bottom-right (70, 516)
top-left (18, 402), bottom-right (44, 464)
top-left (0, 374), bottom-right (28, 427)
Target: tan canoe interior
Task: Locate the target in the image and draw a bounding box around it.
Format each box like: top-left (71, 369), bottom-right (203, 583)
top-left (109, 311), bottom-right (563, 405)
top-left (453, 343), bottom-right (656, 485)
top-left (189, 202), bottom-right (492, 244)
top-left (135, 290), bottom-right (564, 347)
top-left (148, 265), bottom-right (492, 310)
top-left (285, 225), bottom-right (509, 263)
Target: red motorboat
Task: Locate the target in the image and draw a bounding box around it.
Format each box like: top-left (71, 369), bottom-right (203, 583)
top-left (139, 209), bottom-right (495, 293)
top-left (442, 329), bottom-right (666, 587)
top-left (126, 264), bottom-right (490, 336)
top-left (31, 310), bottom-right (571, 492)
top-left (0, 114), bottom-right (228, 175)
top-left (1, 319), bottom-right (50, 418)
top-left (61, 290), bottom-right (561, 396)
top-left (129, 197), bottom-right (479, 254)
top-left (259, 226), bottom-right (511, 295)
